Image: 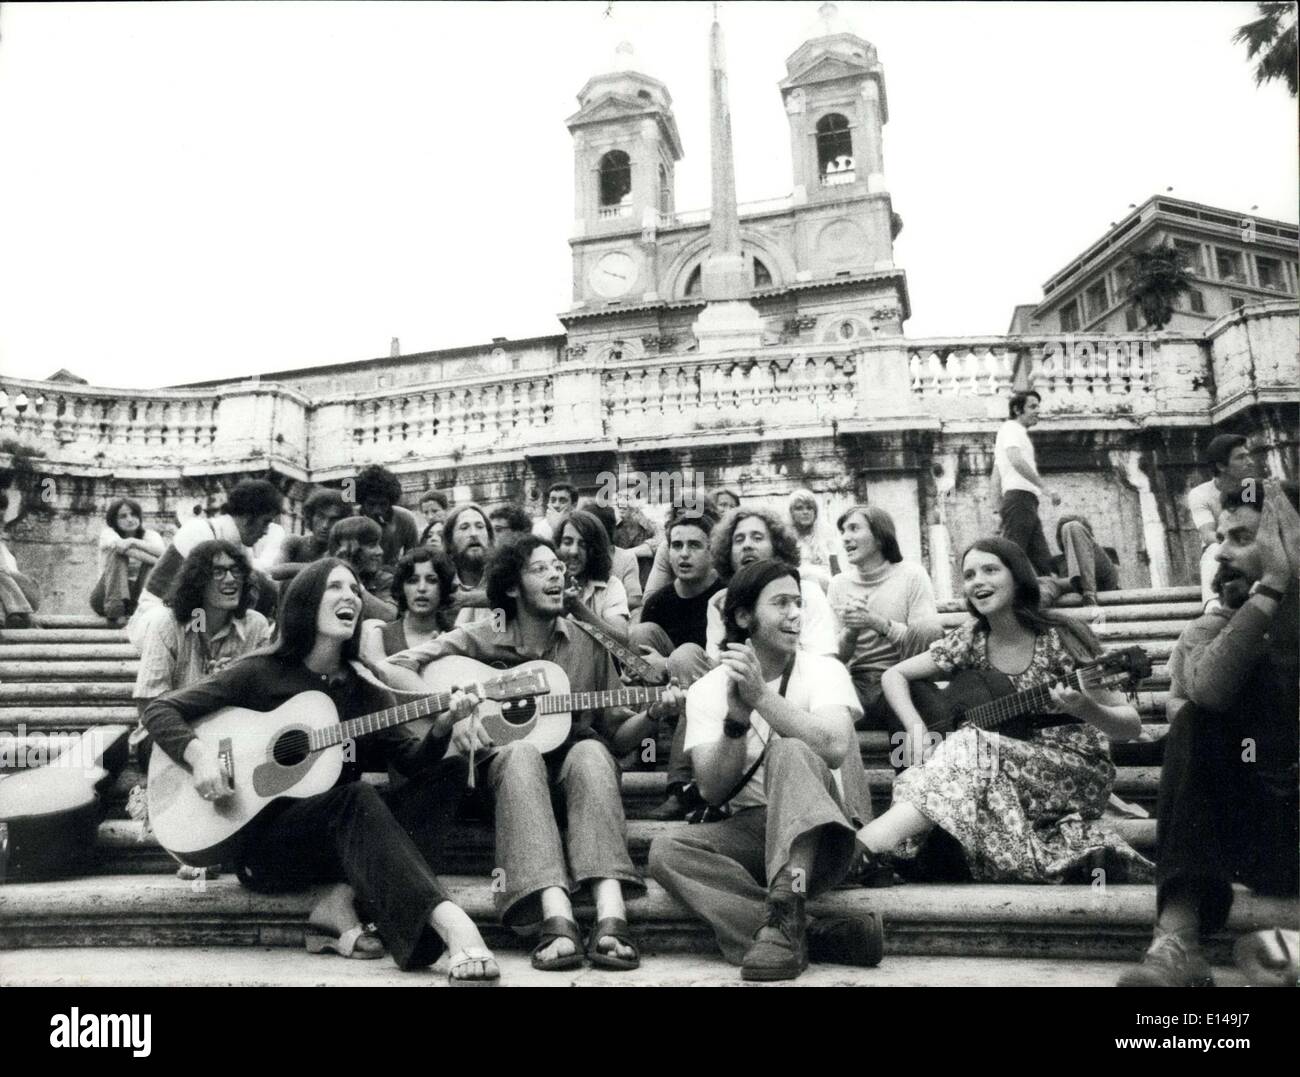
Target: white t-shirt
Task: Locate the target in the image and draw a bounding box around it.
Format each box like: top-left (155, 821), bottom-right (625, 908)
top-left (683, 652), bottom-right (861, 812)
top-left (96, 526), bottom-right (165, 578)
top-left (704, 577), bottom-right (839, 659)
top-left (1186, 479), bottom-right (1222, 536)
top-left (994, 419), bottom-right (1039, 495)
top-left (251, 522), bottom-right (287, 572)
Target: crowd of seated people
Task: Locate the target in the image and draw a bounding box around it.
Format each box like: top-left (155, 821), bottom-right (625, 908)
top-left (20, 405), bottom-right (1284, 985)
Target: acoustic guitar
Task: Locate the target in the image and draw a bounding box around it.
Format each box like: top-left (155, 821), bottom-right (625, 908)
top-left (147, 666), bottom-right (548, 867)
top-left (421, 655), bottom-right (671, 758)
top-left (906, 645), bottom-right (1151, 751)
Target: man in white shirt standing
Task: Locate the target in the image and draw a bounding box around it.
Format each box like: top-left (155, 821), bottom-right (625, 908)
top-left (994, 390), bottom-right (1059, 575)
top-left (1185, 434), bottom-right (1254, 609)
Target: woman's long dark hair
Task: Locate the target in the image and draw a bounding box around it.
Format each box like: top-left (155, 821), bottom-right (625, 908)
top-left (105, 498), bottom-right (145, 539)
top-left (961, 537), bottom-right (1100, 661)
top-left (165, 540), bottom-right (255, 623)
top-left (271, 557), bottom-right (363, 664)
top-left (555, 508), bottom-right (612, 583)
top-left (722, 559), bottom-right (801, 646)
top-left (391, 547), bottom-right (456, 615)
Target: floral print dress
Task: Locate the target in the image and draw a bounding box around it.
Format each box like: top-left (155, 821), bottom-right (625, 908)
top-left (891, 621), bottom-right (1154, 882)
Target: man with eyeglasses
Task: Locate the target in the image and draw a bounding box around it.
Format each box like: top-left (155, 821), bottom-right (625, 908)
top-left (130, 540), bottom-right (271, 717)
top-left (372, 535), bottom-right (683, 974)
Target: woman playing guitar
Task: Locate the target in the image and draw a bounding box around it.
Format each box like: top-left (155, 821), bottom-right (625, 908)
top-left (854, 537), bottom-right (1152, 884)
top-left (141, 558), bottom-right (500, 982)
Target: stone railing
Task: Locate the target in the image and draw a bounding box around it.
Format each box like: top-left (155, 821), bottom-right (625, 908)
top-left (0, 376), bottom-right (312, 477)
top-left (600, 349), bottom-right (861, 440)
top-left (905, 332), bottom-right (1215, 423)
top-left (2, 305), bottom-right (1292, 479)
top-left (304, 371), bottom-right (556, 476)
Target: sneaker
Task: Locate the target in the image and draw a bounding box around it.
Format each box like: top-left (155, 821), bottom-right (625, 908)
top-left (741, 897), bottom-right (808, 982)
top-left (1117, 932), bottom-right (1215, 987)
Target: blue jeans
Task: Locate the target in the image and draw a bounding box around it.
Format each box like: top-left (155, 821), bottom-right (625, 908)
top-left (433, 738), bottom-right (643, 928)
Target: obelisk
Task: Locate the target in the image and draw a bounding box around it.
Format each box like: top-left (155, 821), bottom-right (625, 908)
top-left (692, 11), bottom-right (764, 353)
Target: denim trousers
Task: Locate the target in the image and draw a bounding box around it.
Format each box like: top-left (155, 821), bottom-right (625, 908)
top-left (235, 778), bottom-right (455, 971)
top-left (627, 627), bottom-right (716, 788)
top-left (432, 738), bottom-right (643, 928)
top-left (0, 569), bottom-right (39, 619)
top-left (89, 555), bottom-right (146, 617)
top-left (648, 737), bottom-right (864, 964)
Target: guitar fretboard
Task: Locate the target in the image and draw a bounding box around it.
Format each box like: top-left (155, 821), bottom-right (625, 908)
top-left (537, 686), bottom-right (667, 714)
top-left (309, 690), bottom-right (460, 752)
top-left (964, 669), bottom-right (1095, 731)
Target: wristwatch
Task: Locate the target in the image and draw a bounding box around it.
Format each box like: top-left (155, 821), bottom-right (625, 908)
top-left (723, 719), bottom-right (749, 739)
top-left (1249, 581), bottom-right (1285, 603)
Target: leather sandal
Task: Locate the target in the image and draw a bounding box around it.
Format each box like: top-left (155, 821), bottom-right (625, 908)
top-left (304, 922), bottom-right (385, 959)
top-left (586, 917), bottom-right (641, 971)
top-left (530, 916), bottom-right (584, 972)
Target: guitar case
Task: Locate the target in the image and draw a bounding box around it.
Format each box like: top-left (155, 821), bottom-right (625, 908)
top-left (0, 725), bottom-right (131, 883)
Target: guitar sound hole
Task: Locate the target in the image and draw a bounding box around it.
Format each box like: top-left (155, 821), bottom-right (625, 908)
top-left (498, 699), bottom-right (537, 727)
top-left (272, 729), bottom-right (310, 767)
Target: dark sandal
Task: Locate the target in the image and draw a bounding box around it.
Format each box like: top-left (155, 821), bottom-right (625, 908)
top-left (587, 917), bottom-right (641, 971)
top-left (531, 916), bottom-right (584, 972)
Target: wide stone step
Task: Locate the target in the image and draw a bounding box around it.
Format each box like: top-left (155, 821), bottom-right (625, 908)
top-left (0, 947), bottom-right (1256, 988)
top-left (0, 683), bottom-right (135, 703)
top-left (0, 629), bottom-right (130, 644)
top-left (0, 661), bottom-right (138, 681)
top-left (3, 874), bottom-right (1290, 962)
top-left (0, 644), bottom-right (140, 661)
top-left (34, 615), bottom-right (121, 629)
top-left (91, 816), bottom-right (1159, 875)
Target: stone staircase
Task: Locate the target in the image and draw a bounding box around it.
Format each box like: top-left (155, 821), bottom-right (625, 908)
top-left (2, 588), bottom-right (1296, 986)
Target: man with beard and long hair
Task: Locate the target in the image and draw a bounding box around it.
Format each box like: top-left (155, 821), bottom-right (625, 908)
top-left (1119, 480), bottom-right (1299, 987)
top-left (441, 503), bottom-right (496, 626)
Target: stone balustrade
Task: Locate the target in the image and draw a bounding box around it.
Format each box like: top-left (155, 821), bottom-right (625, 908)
top-left (2, 303), bottom-right (1293, 480)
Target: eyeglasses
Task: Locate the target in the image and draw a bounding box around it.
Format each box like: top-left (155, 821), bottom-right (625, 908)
top-left (523, 559), bottom-right (567, 579)
top-left (210, 564), bottom-right (248, 582)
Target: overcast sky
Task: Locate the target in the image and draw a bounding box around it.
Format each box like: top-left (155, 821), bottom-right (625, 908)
top-left (0, 1), bottom-right (1295, 389)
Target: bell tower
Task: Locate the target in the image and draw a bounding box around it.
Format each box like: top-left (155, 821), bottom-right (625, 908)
top-left (566, 42), bottom-right (684, 309)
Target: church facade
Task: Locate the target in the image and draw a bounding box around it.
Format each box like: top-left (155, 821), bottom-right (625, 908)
top-left (1, 6), bottom-right (1296, 614)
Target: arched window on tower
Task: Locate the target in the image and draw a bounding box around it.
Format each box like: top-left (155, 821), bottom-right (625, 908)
top-left (753, 258), bottom-right (772, 288)
top-left (685, 264), bottom-right (702, 297)
top-left (658, 163), bottom-right (671, 217)
top-left (599, 150), bottom-right (633, 217)
top-left (816, 114), bottom-right (855, 186)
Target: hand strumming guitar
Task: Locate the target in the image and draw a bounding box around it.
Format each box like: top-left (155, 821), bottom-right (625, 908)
top-left (184, 739), bottom-right (233, 802)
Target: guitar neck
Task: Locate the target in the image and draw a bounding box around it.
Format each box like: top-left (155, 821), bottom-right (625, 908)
top-left (537, 686), bottom-right (667, 715)
top-left (964, 668), bottom-right (1085, 732)
top-left (310, 691), bottom-right (457, 752)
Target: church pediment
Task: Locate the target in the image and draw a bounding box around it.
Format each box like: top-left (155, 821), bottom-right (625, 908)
top-left (566, 93), bottom-right (657, 129)
top-left (781, 53), bottom-right (874, 90)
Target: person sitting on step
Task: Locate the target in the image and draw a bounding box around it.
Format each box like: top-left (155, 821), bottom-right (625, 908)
top-left (1185, 433), bottom-right (1255, 611)
top-left (487, 503), bottom-right (532, 546)
top-left (271, 488), bottom-right (349, 582)
top-left (648, 559), bottom-right (882, 982)
top-left (0, 493), bottom-right (42, 630)
top-left (1050, 514), bottom-right (1119, 608)
top-left (360, 546), bottom-right (457, 664)
top-left (441, 503), bottom-right (496, 627)
top-left (648, 506), bottom-right (839, 821)
top-left (579, 500), bottom-right (643, 613)
top-left (131, 478), bottom-right (282, 637)
top-left (142, 558), bottom-right (498, 981)
top-left (1117, 480), bottom-right (1299, 988)
top-left (556, 508), bottom-right (631, 644)
top-left (417, 490), bottom-right (449, 552)
top-left (355, 464), bottom-right (420, 573)
top-left (854, 537), bottom-right (1152, 886)
top-left (90, 498), bottom-right (165, 628)
top-left (531, 482), bottom-right (576, 543)
top-left (828, 505), bottom-right (943, 731)
top-left (372, 535), bottom-right (684, 973)
top-left (327, 515), bottom-right (397, 622)
top-left (787, 488), bottom-right (844, 593)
